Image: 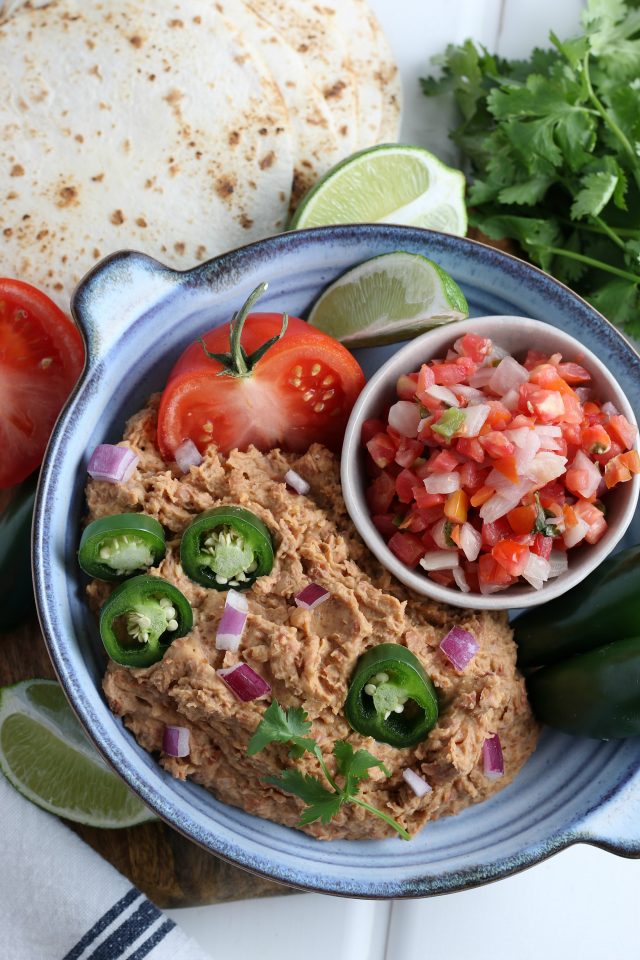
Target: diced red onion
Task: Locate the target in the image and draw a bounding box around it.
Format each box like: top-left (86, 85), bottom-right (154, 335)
top-left (294, 583), bottom-right (330, 610)
top-left (423, 384), bottom-right (460, 407)
top-left (548, 551), bottom-right (569, 578)
top-left (388, 400), bottom-right (422, 438)
top-left (216, 589), bottom-right (249, 652)
top-left (522, 553), bottom-right (551, 589)
top-left (453, 567), bottom-right (471, 593)
top-left (285, 469), bottom-right (310, 495)
top-left (419, 550), bottom-right (459, 571)
top-left (424, 471), bottom-right (460, 495)
top-left (451, 384), bottom-right (485, 403)
top-left (460, 522), bottom-right (482, 562)
top-left (514, 431), bottom-right (541, 472)
top-left (484, 343), bottom-right (508, 367)
top-left (602, 401), bottom-right (619, 417)
top-left (568, 450), bottom-right (601, 499)
top-left (460, 404), bottom-right (490, 438)
top-left (175, 439), bottom-right (203, 473)
top-left (483, 734), bottom-right (504, 779)
top-left (501, 388), bottom-right (520, 411)
top-left (489, 356), bottom-right (529, 396)
top-left (218, 663), bottom-right (271, 701)
top-left (535, 424), bottom-right (562, 437)
top-left (564, 518), bottom-right (589, 548)
top-left (163, 725), bottom-right (190, 757)
top-left (524, 452), bottom-right (567, 486)
top-left (469, 366), bottom-right (496, 389)
top-left (440, 626), bottom-right (479, 671)
top-left (402, 768), bottom-right (432, 798)
top-left (87, 444), bottom-right (139, 484)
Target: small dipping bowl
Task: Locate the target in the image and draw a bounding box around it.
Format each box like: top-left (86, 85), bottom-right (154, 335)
top-left (341, 315), bottom-right (640, 610)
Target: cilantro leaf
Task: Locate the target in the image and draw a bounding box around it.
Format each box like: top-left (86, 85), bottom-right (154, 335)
top-left (571, 170), bottom-right (619, 219)
top-left (247, 701), bottom-right (316, 759)
top-left (264, 770), bottom-right (344, 826)
top-left (333, 741), bottom-right (390, 796)
top-left (533, 493), bottom-right (560, 538)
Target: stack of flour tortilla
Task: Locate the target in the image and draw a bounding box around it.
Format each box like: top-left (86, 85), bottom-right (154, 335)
top-left (0, 0), bottom-right (401, 311)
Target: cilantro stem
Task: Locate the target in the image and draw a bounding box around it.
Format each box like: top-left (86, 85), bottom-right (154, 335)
top-left (558, 218), bottom-right (640, 240)
top-left (351, 797), bottom-right (411, 841)
top-left (313, 746), bottom-right (340, 792)
top-left (545, 246), bottom-right (640, 283)
top-left (582, 53), bottom-right (640, 193)
top-left (590, 215), bottom-right (627, 253)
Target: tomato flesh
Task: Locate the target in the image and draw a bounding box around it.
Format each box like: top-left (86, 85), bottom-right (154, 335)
top-left (0, 279), bottom-right (84, 488)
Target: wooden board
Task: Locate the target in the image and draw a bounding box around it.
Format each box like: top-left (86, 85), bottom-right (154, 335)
top-left (0, 617), bottom-right (292, 908)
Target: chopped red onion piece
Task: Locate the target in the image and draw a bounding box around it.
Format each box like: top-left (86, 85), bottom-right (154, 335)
top-left (216, 589), bottom-right (249, 652)
top-left (483, 734), bottom-right (504, 779)
top-left (87, 444), bottom-right (138, 484)
top-left (218, 663), bottom-right (271, 701)
top-left (489, 356), bottom-right (529, 396)
top-left (402, 768), bottom-right (432, 798)
top-left (175, 439), bottom-right (203, 473)
top-left (424, 471), bottom-right (460, 495)
top-left (163, 725), bottom-right (190, 757)
top-left (424, 384), bottom-right (459, 407)
top-left (388, 400), bottom-right (422, 437)
top-left (440, 626), bottom-right (479, 671)
top-left (460, 403), bottom-right (490, 438)
top-left (294, 583), bottom-right (330, 610)
top-left (285, 469), bottom-right (310, 495)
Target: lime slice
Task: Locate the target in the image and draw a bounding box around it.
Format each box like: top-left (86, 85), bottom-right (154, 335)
top-left (289, 144), bottom-right (467, 235)
top-left (307, 252), bottom-right (469, 348)
top-left (0, 679), bottom-right (154, 827)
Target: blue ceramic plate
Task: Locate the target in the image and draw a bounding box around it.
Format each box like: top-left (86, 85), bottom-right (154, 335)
top-left (34, 225), bottom-right (640, 897)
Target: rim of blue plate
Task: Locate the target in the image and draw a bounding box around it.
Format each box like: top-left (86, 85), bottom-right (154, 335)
top-left (33, 223), bottom-right (640, 898)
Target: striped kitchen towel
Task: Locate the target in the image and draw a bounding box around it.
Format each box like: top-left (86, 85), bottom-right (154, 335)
top-left (0, 773), bottom-right (209, 960)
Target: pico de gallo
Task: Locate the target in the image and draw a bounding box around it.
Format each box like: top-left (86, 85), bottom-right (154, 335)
top-left (363, 332), bottom-right (639, 595)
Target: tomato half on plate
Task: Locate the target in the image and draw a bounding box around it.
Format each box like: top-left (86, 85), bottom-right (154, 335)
top-left (157, 289), bottom-right (365, 458)
top-left (0, 279), bottom-right (85, 488)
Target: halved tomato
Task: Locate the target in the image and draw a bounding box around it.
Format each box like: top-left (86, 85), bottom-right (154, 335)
top-left (157, 296), bottom-right (365, 458)
top-left (0, 279), bottom-right (84, 488)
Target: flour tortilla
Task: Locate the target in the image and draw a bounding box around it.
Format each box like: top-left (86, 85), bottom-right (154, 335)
top-left (216, 0), bottom-right (343, 202)
top-left (244, 0), bottom-right (359, 153)
top-left (0, 0), bottom-right (293, 311)
top-left (368, 7), bottom-right (402, 142)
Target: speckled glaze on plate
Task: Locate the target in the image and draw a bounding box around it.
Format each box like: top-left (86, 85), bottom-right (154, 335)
top-left (33, 225), bottom-right (640, 898)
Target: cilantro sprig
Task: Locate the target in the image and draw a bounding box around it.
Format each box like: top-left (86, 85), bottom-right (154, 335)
top-left (247, 701), bottom-right (411, 840)
top-left (422, 0), bottom-right (640, 335)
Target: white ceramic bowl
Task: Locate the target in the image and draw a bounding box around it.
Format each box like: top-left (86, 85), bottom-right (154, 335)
top-left (341, 315), bottom-right (640, 610)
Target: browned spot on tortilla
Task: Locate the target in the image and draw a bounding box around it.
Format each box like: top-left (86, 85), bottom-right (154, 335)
top-left (215, 176), bottom-right (235, 200)
top-left (169, 164), bottom-right (180, 177)
top-left (110, 209), bottom-right (125, 225)
top-left (195, 151), bottom-right (203, 160)
top-left (148, 74), bottom-right (156, 82)
top-left (93, 248), bottom-right (101, 258)
top-left (3, 228), bottom-right (12, 237)
top-left (17, 97), bottom-right (29, 111)
top-left (57, 185), bottom-right (78, 208)
top-left (122, 139), bottom-right (131, 154)
top-left (339, 124), bottom-right (348, 136)
top-left (89, 65), bottom-right (102, 78)
top-left (145, 178), bottom-right (155, 189)
top-left (53, 282), bottom-right (63, 292)
top-left (168, 18), bottom-right (184, 28)
top-left (86, 39), bottom-right (95, 49)
top-left (10, 164), bottom-right (24, 177)
top-left (239, 214), bottom-right (254, 230)
top-left (324, 80), bottom-right (346, 100)
top-left (193, 15), bottom-right (202, 23)
top-left (279, 190), bottom-right (286, 202)
top-left (258, 127), bottom-right (268, 136)
top-left (196, 245), bottom-right (206, 259)
top-left (91, 173), bottom-right (105, 182)
top-left (228, 130), bottom-right (240, 147)
top-left (129, 34), bottom-right (144, 47)
top-left (136, 217), bottom-right (148, 228)
top-left (6, 191), bottom-right (18, 200)
top-left (298, 43), bottom-right (309, 53)
top-left (75, 134), bottom-right (84, 143)
top-left (37, 229), bottom-right (49, 241)
top-left (259, 151), bottom-right (275, 170)
top-left (174, 241), bottom-right (186, 255)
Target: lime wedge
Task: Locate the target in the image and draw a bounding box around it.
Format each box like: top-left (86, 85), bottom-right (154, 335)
top-left (0, 679), bottom-right (154, 827)
top-left (289, 144), bottom-right (467, 235)
top-left (307, 252), bottom-right (469, 348)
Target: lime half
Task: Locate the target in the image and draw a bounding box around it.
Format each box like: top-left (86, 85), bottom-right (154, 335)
top-left (290, 144), bottom-right (467, 235)
top-left (0, 679), bottom-right (154, 827)
top-left (308, 252), bottom-right (469, 348)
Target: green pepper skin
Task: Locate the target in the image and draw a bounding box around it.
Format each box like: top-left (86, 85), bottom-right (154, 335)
top-left (180, 505), bottom-right (274, 590)
top-left (526, 636), bottom-right (640, 739)
top-left (0, 473), bottom-right (37, 633)
top-left (78, 513), bottom-right (166, 581)
top-left (99, 575), bottom-right (193, 668)
top-left (514, 546), bottom-right (640, 670)
top-left (345, 644), bottom-right (439, 748)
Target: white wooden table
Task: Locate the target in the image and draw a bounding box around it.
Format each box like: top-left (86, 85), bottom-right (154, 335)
top-left (168, 1), bottom-right (640, 955)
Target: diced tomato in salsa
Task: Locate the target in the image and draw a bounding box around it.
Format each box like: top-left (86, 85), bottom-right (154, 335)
top-left (388, 532), bottom-right (425, 567)
top-left (366, 471), bottom-right (395, 514)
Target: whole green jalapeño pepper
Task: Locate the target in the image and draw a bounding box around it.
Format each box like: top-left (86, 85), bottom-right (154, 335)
top-left (180, 505), bottom-right (274, 590)
top-left (344, 644), bottom-right (439, 748)
top-left (99, 575), bottom-right (193, 668)
top-left (526, 636), bottom-right (640, 739)
top-left (78, 513), bottom-right (166, 581)
top-left (515, 545), bottom-right (640, 670)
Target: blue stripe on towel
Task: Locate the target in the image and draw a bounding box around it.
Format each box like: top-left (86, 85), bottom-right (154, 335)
top-left (128, 919), bottom-right (176, 960)
top-left (62, 889), bottom-right (141, 960)
top-left (87, 899), bottom-right (163, 959)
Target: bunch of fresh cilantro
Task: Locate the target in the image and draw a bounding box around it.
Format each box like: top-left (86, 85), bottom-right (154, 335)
top-left (248, 701), bottom-right (410, 839)
top-left (422, 0), bottom-right (640, 335)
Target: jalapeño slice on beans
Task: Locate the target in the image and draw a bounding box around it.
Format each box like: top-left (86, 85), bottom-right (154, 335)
top-left (78, 513), bottom-right (166, 582)
top-left (180, 506), bottom-right (274, 590)
top-left (345, 644), bottom-right (439, 748)
top-left (99, 575), bottom-right (193, 668)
